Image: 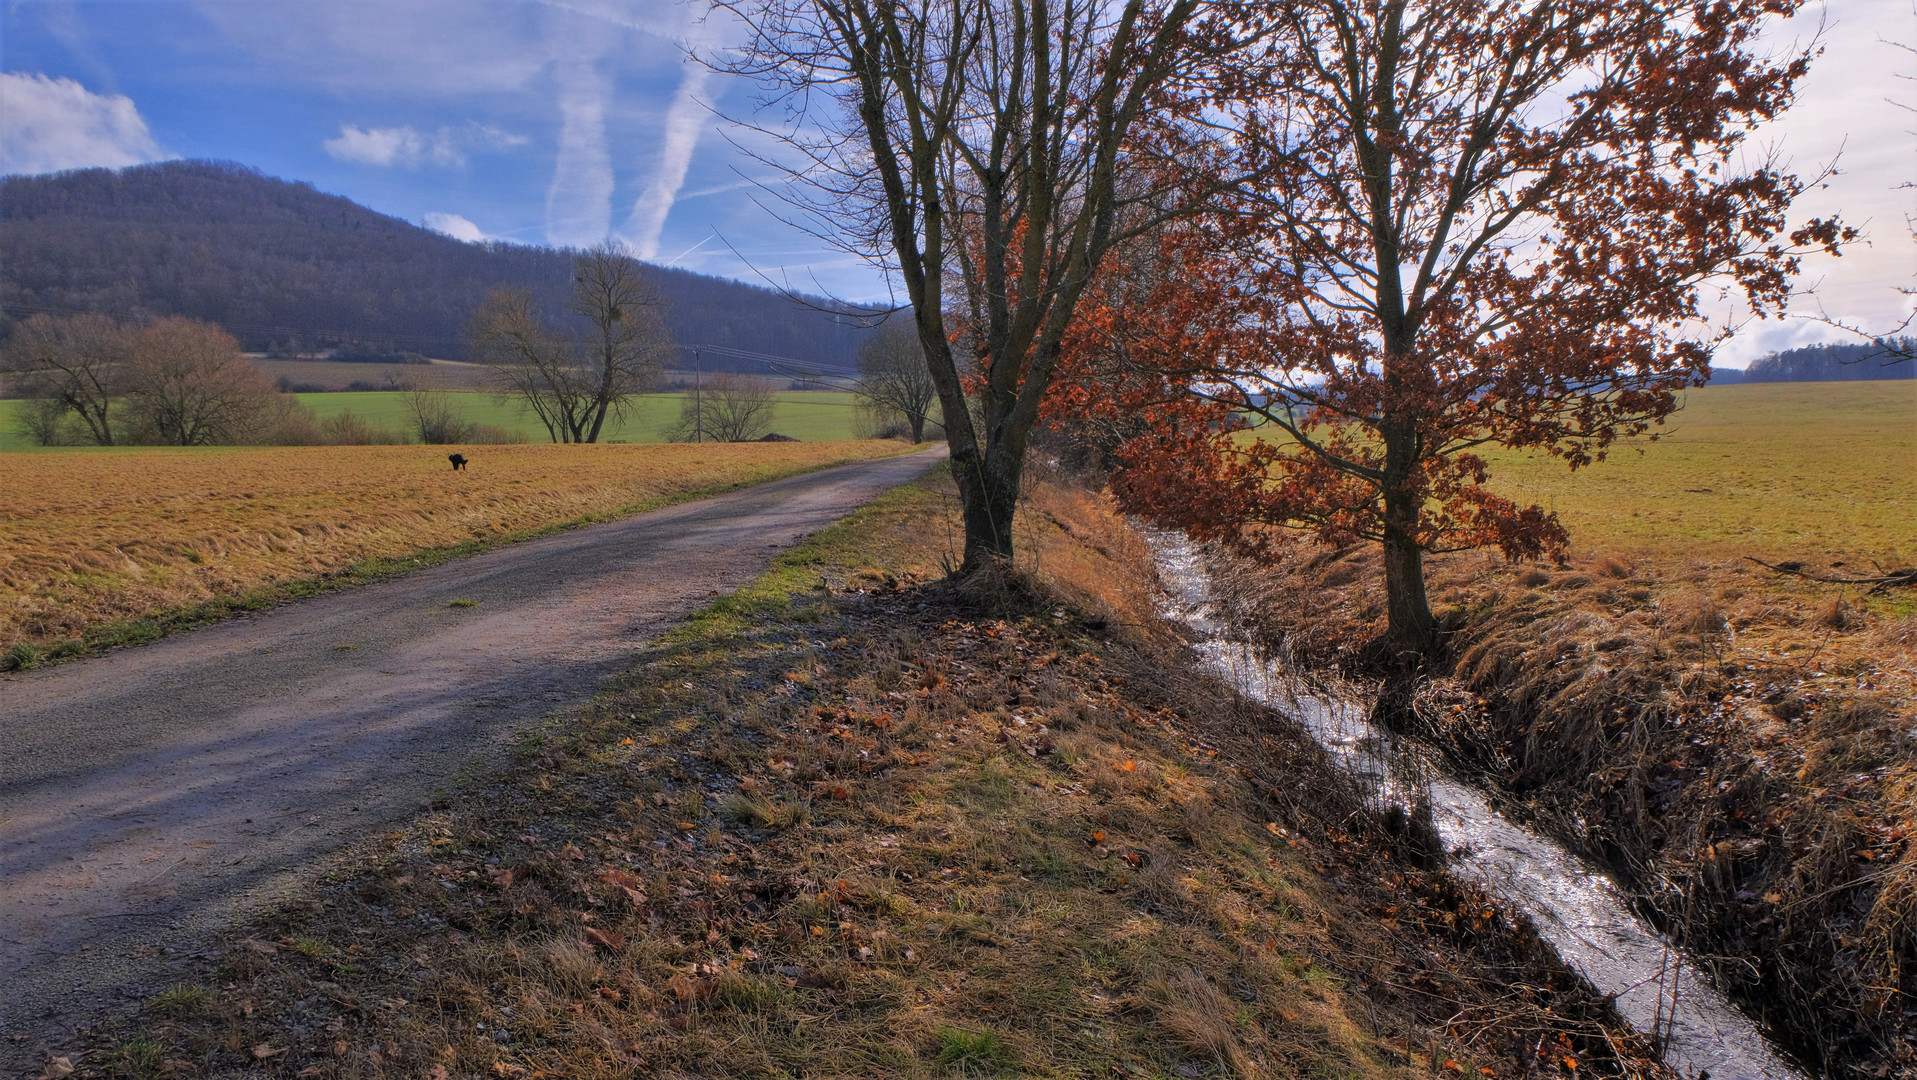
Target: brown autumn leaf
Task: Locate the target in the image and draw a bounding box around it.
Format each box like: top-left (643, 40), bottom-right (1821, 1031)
top-left (1088, 831), bottom-right (1107, 843)
top-left (1562, 1058), bottom-right (1579, 1071)
top-left (584, 927), bottom-right (625, 952)
top-left (1442, 1061), bottom-right (1463, 1073)
top-left (489, 867), bottom-right (515, 891)
top-left (334, 1041), bottom-right (349, 1057)
top-left (252, 1044), bottom-right (286, 1060)
top-left (1114, 759), bottom-right (1137, 773)
top-left (429, 1066), bottom-right (450, 1080)
top-left (39, 1057), bottom-right (73, 1080)
top-left (297, 1067), bottom-right (324, 1079)
top-left (560, 842), bottom-right (586, 861)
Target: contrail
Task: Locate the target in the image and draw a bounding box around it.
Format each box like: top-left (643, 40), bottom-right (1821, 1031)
top-left (622, 59), bottom-right (711, 260)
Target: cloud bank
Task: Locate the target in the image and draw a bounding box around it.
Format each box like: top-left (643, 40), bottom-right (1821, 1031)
top-left (323, 123), bottom-right (525, 169)
top-left (0, 72), bottom-right (169, 175)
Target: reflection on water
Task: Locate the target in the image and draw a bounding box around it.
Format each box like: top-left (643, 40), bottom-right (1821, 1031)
top-left (1150, 532), bottom-right (1804, 1080)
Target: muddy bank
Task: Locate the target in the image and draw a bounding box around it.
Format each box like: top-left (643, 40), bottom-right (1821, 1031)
top-left (1198, 538), bottom-right (1916, 1080)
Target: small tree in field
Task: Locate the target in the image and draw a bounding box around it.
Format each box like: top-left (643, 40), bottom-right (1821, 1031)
top-left (1111, 0), bottom-right (1850, 657)
top-left (672, 373), bottom-right (777, 442)
top-left (468, 243), bottom-right (673, 443)
top-left (854, 319), bottom-right (939, 442)
top-left (1, 313), bottom-right (131, 445)
top-left (125, 317), bottom-right (276, 446)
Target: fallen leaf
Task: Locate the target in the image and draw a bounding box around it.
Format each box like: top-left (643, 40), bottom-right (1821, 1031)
top-left (489, 868), bottom-right (515, 891)
top-left (1089, 831), bottom-right (1107, 843)
top-left (253, 1044), bottom-right (287, 1060)
top-left (40, 1057), bottom-right (73, 1080)
top-left (298, 1067), bottom-right (324, 1079)
top-left (584, 927), bottom-right (626, 952)
top-left (561, 842), bottom-right (585, 861)
top-left (1562, 1057), bottom-right (1578, 1071)
top-left (430, 1065), bottom-right (450, 1080)
top-left (1124, 852), bottom-right (1143, 867)
top-left (620, 736), bottom-right (634, 746)
top-left (1114, 759), bottom-right (1137, 773)
top-left (676, 821), bottom-right (697, 831)
top-left (1443, 1060), bottom-right (1463, 1073)
top-left (334, 1041), bottom-right (349, 1057)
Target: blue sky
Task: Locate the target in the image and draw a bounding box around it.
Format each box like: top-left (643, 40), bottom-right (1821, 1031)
top-left (2, 0), bottom-right (1912, 361)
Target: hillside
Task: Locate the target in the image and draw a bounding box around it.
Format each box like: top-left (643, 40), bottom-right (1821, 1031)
top-left (0, 160), bottom-right (875, 371)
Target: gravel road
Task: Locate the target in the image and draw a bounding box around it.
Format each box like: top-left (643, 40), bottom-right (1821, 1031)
top-left (0, 447), bottom-right (942, 1062)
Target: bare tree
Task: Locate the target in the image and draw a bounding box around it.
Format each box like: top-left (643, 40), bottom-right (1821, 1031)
top-left (854, 319), bottom-right (938, 441)
top-left (14, 396), bottom-right (74, 446)
top-left (672, 373), bottom-right (777, 441)
top-left (1, 313), bottom-right (131, 445)
top-left (715, 0), bottom-right (1230, 572)
top-left (124, 317), bottom-right (277, 446)
top-left (468, 244), bottom-right (674, 442)
top-left (401, 384), bottom-right (475, 444)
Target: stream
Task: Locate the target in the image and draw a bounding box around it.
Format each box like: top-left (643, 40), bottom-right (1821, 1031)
top-left (1149, 532), bottom-right (1805, 1080)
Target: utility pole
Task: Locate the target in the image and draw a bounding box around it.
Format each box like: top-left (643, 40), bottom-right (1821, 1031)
top-left (693, 345), bottom-right (703, 443)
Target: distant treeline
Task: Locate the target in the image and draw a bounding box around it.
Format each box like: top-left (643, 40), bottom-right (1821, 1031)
top-left (0, 160), bottom-right (877, 372)
top-left (1739, 339), bottom-right (1915, 382)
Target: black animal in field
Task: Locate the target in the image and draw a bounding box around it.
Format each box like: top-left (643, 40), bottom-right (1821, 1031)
top-left (448, 453), bottom-right (468, 471)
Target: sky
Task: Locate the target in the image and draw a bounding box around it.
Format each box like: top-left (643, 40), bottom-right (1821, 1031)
top-left (0, 0), bottom-right (1912, 364)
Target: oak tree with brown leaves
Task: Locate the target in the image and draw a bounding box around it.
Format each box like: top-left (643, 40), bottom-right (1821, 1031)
top-left (1105, 0), bottom-right (1850, 656)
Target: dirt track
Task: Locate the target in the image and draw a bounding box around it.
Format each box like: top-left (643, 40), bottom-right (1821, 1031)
top-left (0, 447), bottom-right (942, 1060)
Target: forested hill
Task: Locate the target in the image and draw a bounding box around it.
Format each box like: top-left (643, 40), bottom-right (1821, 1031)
top-left (1741, 339), bottom-right (1915, 382)
top-left (0, 160), bottom-right (875, 370)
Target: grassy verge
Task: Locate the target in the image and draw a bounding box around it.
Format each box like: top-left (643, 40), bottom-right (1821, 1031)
top-left (1207, 384), bottom-right (1916, 1078)
top-left (0, 441), bottom-right (916, 667)
top-left (49, 469), bottom-right (1660, 1080)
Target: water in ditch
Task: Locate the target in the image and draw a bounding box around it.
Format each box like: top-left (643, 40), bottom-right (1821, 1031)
top-left (1149, 532), bottom-right (1805, 1080)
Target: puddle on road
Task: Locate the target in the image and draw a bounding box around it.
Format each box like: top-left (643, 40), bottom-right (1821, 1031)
top-left (1150, 532), bottom-right (1805, 1080)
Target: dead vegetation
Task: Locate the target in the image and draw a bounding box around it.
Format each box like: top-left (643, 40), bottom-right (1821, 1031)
top-left (1209, 535), bottom-right (1917, 1079)
top-left (40, 472), bottom-right (1664, 1080)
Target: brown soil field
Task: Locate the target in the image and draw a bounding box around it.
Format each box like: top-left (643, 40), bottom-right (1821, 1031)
top-left (0, 441), bottom-right (907, 659)
top-left (1208, 383), bottom-right (1917, 1078)
top-left (42, 472), bottom-right (1664, 1080)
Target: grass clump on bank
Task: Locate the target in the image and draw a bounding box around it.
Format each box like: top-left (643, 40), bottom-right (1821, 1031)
top-left (0, 440), bottom-right (912, 664)
top-left (1209, 382), bottom-right (1916, 1078)
top-left (62, 469), bottom-right (1661, 1080)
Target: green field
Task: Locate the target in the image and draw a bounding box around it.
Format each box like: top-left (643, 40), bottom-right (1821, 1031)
top-left (1482, 379), bottom-right (1916, 561)
top-left (0, 390), bottom-right (867, 450)
top-left (1226, 380), bottom-right (1915, 563)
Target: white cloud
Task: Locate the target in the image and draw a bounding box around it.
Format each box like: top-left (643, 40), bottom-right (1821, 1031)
top-left (323, 122), bottom-right (525, 169)
top-left (0, 72), bottom-right (169, 175)
top-left (423, 212), bottom-right (493, 243)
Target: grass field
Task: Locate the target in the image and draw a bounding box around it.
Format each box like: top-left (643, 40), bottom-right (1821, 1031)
top-left (0, 390), bottom-right (867, 450)
top-left (0, 440), bottom-right (908, 657)
top-left (1484, 380), bottom-right (1916, 562)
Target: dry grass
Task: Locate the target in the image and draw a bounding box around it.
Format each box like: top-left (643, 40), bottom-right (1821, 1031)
top-left (1205, 382), bottom-right (1917, 1079)
top-left (0, 440), bottom-right (907, 658)
top-left (54, 469), bottom-right (1664, 1080)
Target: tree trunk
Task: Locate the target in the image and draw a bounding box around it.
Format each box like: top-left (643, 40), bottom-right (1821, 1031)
top-left (951, 446), bottom-right (1020, 572)
top-left (1380, 523), bottom-right (1437, 658)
